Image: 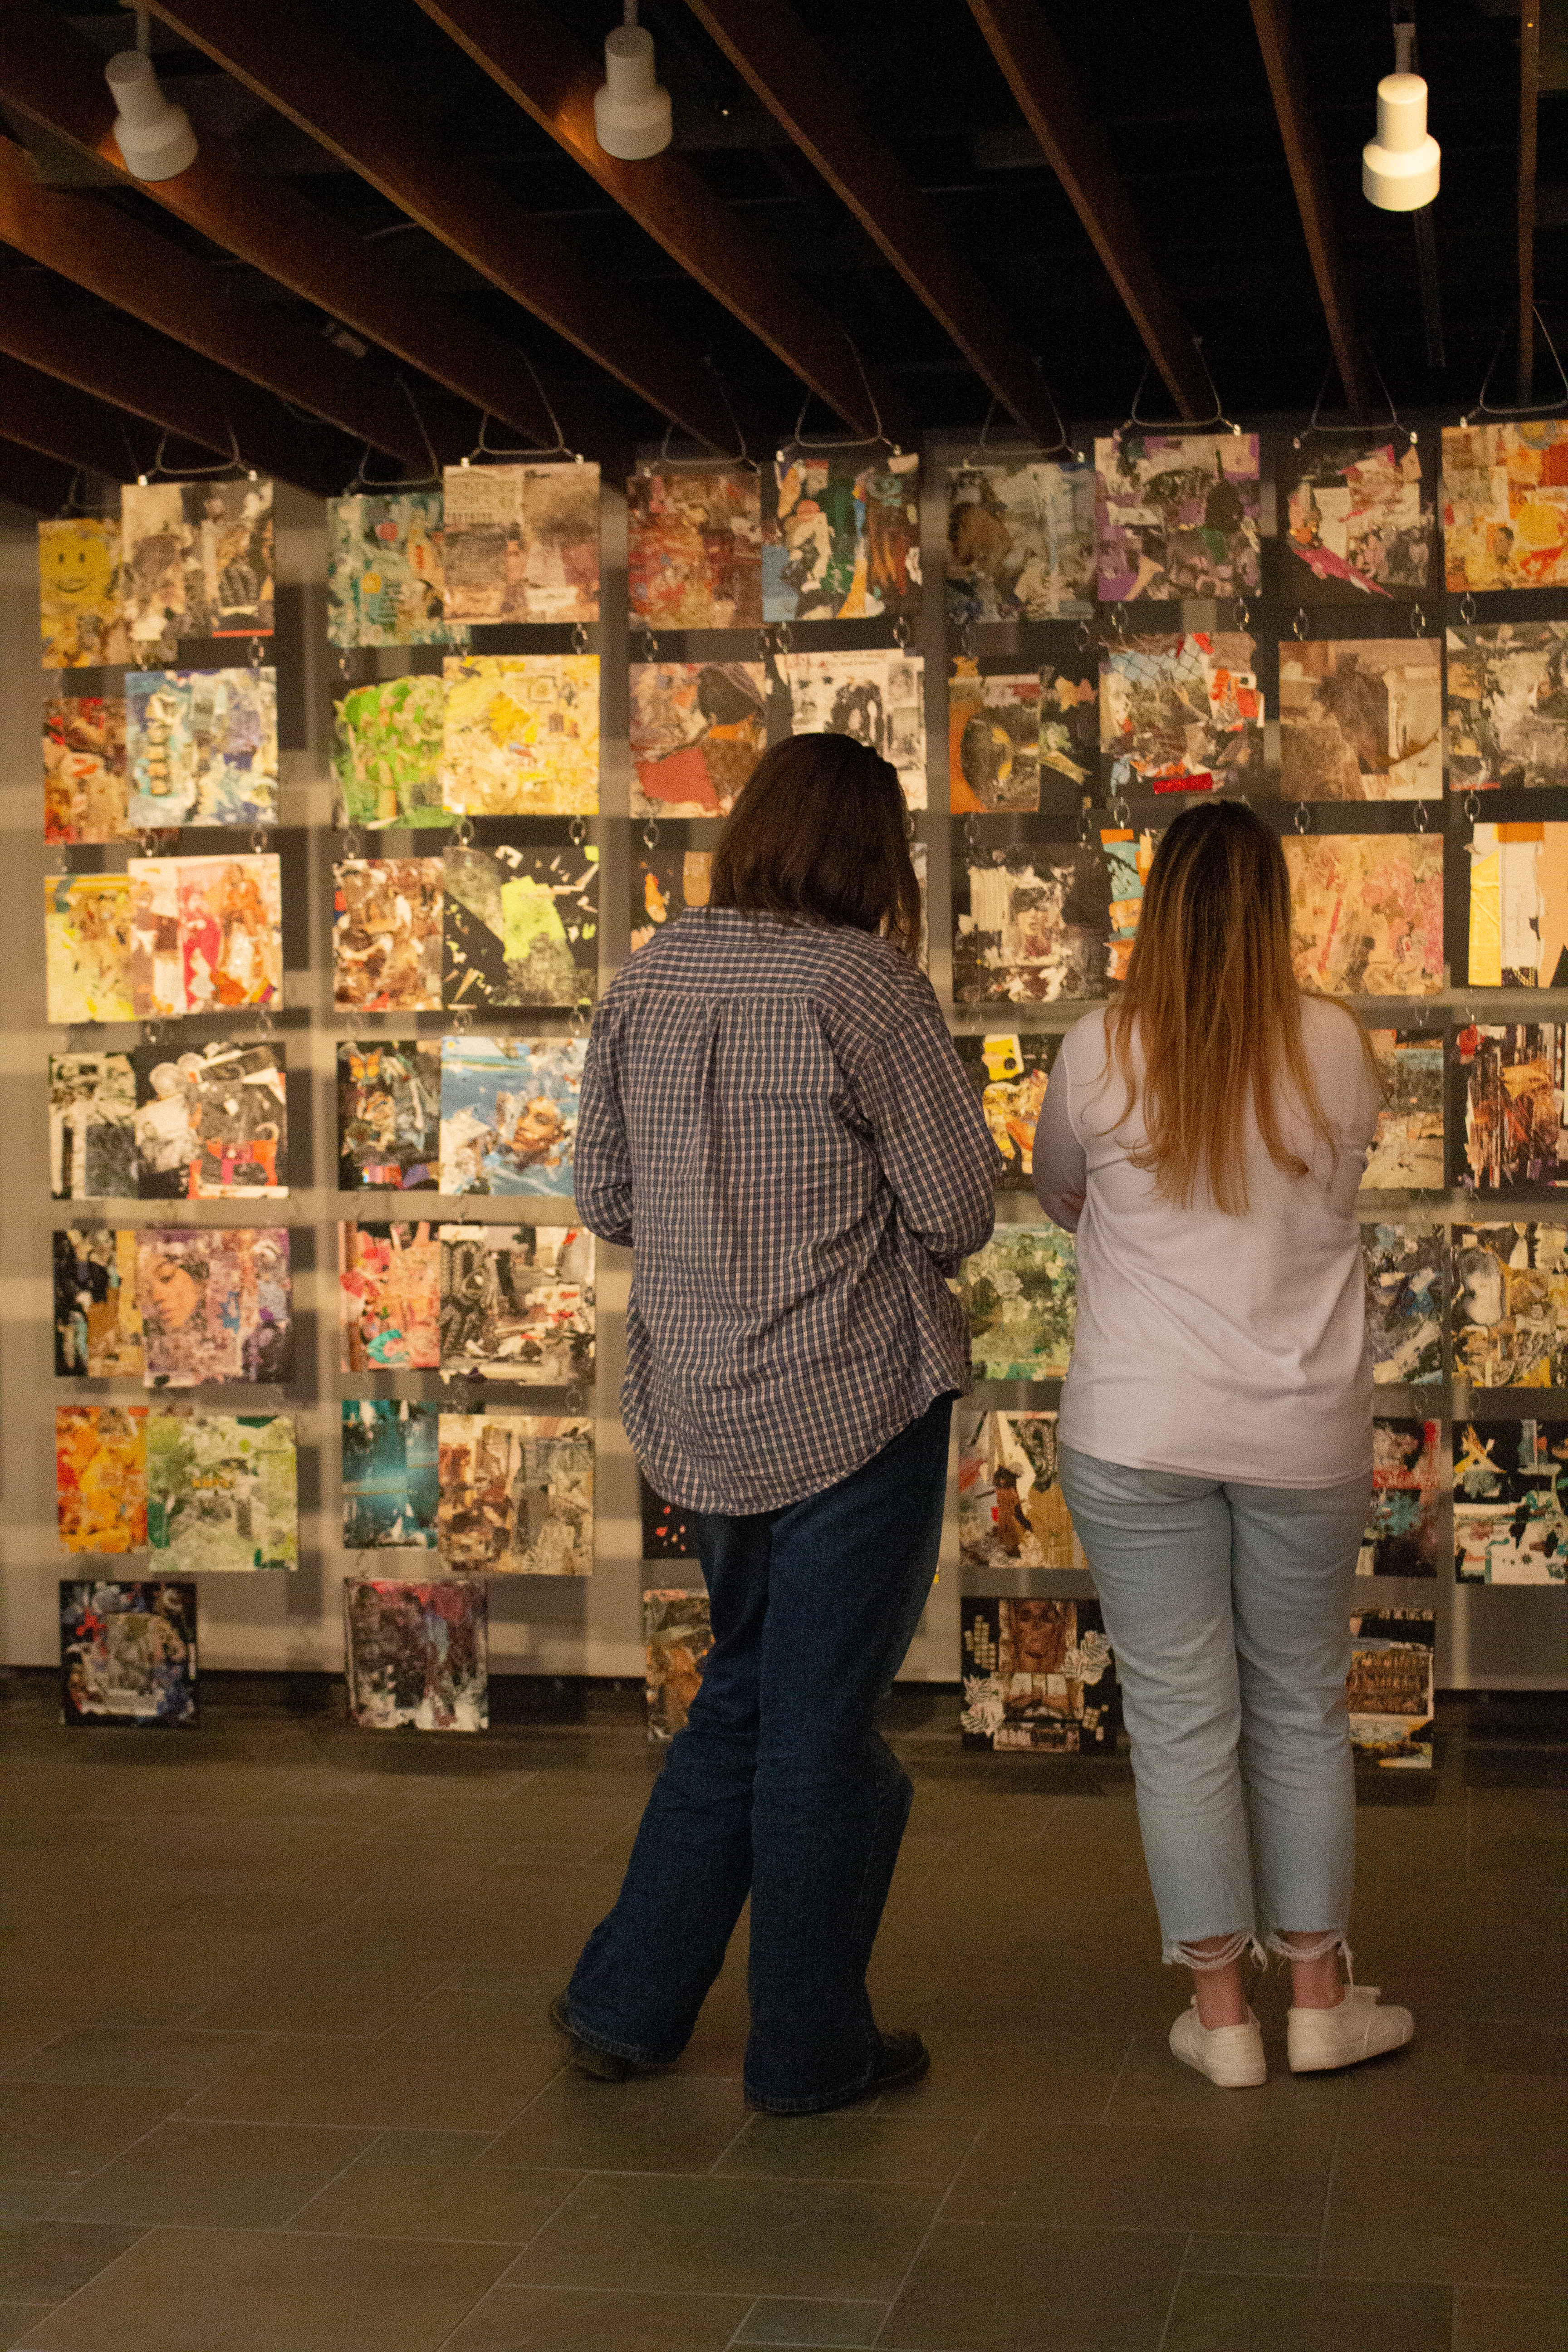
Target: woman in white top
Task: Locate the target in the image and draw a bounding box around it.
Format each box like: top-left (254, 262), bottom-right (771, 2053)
top-left (1034, 801), bottom-right (1415, 2088)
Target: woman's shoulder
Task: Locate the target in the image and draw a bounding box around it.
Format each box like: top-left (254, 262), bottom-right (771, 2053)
top-left (1298, 993), bottom-right (1369, 1065)
top-left (1058, 1003), bottom-right (1114, 1072)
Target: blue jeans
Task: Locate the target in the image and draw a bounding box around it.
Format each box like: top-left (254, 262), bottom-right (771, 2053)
top-left (566, 1392), bottom-right (954, 2112)
top-left (1058, 1444), bottom-right (1371, 1968)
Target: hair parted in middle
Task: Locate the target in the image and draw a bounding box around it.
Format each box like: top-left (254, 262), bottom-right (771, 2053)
top-left (708, 733), bottom-right (922, 957)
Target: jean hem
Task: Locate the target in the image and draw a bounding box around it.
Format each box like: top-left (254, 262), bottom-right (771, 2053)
top-left (559, 2006), bottom-right (683, 2068)
top-left (742, 2061), bottom-right (878, 2117)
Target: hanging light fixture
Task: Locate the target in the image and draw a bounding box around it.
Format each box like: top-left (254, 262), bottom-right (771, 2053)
top-left (1362, 23), bottom-right (1440, 211)
top-left (104, 12), bottom-right (197, 184)
top-left (593, 0), bottom-right (672, 162)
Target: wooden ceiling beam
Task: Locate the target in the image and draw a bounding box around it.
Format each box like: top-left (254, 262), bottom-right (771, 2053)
top-left (144, 0), bottom-right (738, 449)
top-left (965, 0), bottom-right (1210, 419)
top-left (414, 0), bottom-right (909, 442)
top-left (0, 350), bottom-right (154, 478)
top-left (1246, 0), bottom-right (1373, 419)
top-left (0, 435), bottom-right (75, 514)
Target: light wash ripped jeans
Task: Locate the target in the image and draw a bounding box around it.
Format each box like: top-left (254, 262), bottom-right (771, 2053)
top-left (1058, 1444), bottom-right (1372, 1970)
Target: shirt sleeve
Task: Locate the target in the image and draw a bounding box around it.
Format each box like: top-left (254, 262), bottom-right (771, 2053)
top-left (572, 1008), bottom-right (634, 1248)
top-left (1032, 1037), bottom-right (1088, 1232)
top-left (843, 980), bottom-right (999, 1277)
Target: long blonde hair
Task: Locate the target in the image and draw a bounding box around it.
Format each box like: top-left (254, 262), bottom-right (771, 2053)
top-left (1104, 802), bottom-right (1374, 1214)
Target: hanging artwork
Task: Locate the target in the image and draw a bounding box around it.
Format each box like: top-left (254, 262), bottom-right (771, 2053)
top-left (957, 1408), bottom-right (1083, 1569)
top-left (49, 1054), bottom-right (137, 1200)
top-left (53, 1229), bottom-right (142, 1380)
top-left (127, 855), bottom-right (283, 1018)
top-left (1358, 1418), bottom-right (1442, 1577)
top-left (1101, 631), bottom-right (1264, 795)
top-left (326, 491), bottom-right (464, 647)
top-left (439, 652), bottom-right (598, 817)
top-left (1346, 1608), bottom-right (1435, 1766)
top-left (1451, 1220), bottom-right (1568, 1387)
top-left (333, 857), bottom-right (444, 1013)
top-left (1362, 1029), bottom-right (1446, 1191)
top-left (1468, 822), bottom-right (1568, 988)
top-left (1446, 623), bottom-right (1568, 794)
top-left (1453, 1419), bottom-right (1568, 1583)
top-left (1441, 421), bottom-right (1568, 592)
top-left (131, 1039), bottom-right (286, 1200)
top-left (56, 1406), bottom-right (148, 1554)
top-left (955, 1032), bottom-right (1058, 1193)
top-left (946, 460), bottom-right (1096, 623)
top-left (337, 1040), bottom-right (441, 1193)
top-left (952, 839), bottom-right (1116, 1004)
top-left (1278, 639), bottom-right (1441, 800)
top-left (1284, 439), bottom-right (1433, 598)
top-left (332, 675), bottom-right (448, 830)
top-left (125, 669), bottom-right (278, 829)
top-left (338, 1221), bottom-right (441, 1372)
top-left (120, 478), bottom-right (274, 645)
top-left (343, 1577), bottom-right (488, 1732)
top-left (1459, 1024), bottom-right (1568, 1195)
top-left (640, 1474), bottom-right (697, 1560)
top-left (138, 1228), bottom-right (292, 1387)
top-left (1284, 834), bottom-right (1445, 997)
top-left (44, 696), bottom-right (130, 844)
top-left (39, 515), bottom-right (127, 668)
top-left (627, 469), bottom-right (763, 628)
top-left (765, 450), bottom-right (920, 623)
top-left (948, 668), bottom-right (1042, 813)
top-left (443, 842), bottom-right (598, 1011)
top-left (436, 1411), bottom-right (593, 1575)
top-left (1094, 431), bottom-right (1262, 601)
top-left (644, 1588), bottom-right (712, 1743)
top-left (437, 1223), bottom-right (594, 1385)
top-left (341, 1400), bottom-right (439, 1550)
top-left (630, 848), bottom-right (712, 953)
top-left (61, 1580), bottom-right (196, 1727)
top-left (960, 1597), bottom-right (1121, 1754)
top-left (439, 1035), bottom-right (584, 1197)
top-left (781, 650), bottom-right (926, 808)
top-left (440, 461), bottom-right (600, 624)
top-left (954, 1226), bottom-right (1077, 1381)
top-left (146, 1408), bottom-right (297, 1572)
top-left (1363, 1222), bottom-right (1444, 1385)
top-left (44, 875), bottom-right (134, 1026)
top-left (629, 661), bottom-right (768, 817)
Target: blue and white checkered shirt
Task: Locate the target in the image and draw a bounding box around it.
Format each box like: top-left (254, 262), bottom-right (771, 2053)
top-left (576, 909), bottom-right (999, 1514)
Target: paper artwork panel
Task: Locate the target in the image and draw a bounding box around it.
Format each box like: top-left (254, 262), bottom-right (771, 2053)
top-left (1095, 431), bottom-right (1261, 602)
top-left (1467, 823), bottom-right (1568, 990)
top-left (56, 1406), bottom-right (147, 1555)
top-left (627, 469), bottom-right (763, 628)
top-left (338, 1221), bottom-right (441, 1372)
top-left (1347, 1608), bottom-right (1435, 1766)
top-left (783, 649), bottom-right (926, 808)
top-left (1451, 1220), bottom-right (1568, 1388)
top-left (344, 1578), bottom-right (487, 1732)
top-left (1453, 1419), bottom-right (1568, 1583)
top-left (1359, 1418), bottom-right (1441, 1577)
top-left (1284, 440), bottom-right (1433, 598)
top-left (132, 1039), bottom-right (286, 1200)
top-left (437, 1411), bottom-right (592, 1576)
top-left (127, 855), bottom-right (283, 1018)
top-left (53, 1229), bottom-right (142, 1380)
top-left (956, 1032), bottom-right (1058, 1194)
top-left (946, 461), bottom-right (1095, 622)
top-left (952, 839), bottom-right (1117, 1004)
top-left (1284, 834), bottom-right (1445, 998)
top-left (327, 492), bottom-right (464, 647)
top-left (960, 1597), bottom-right (1121, 1753)
top-left (121, 478), bottom-right (274, 644)
top-left (1363, 1222), bottom-right (1443, 1386)
top-left (44, 696), bottom-right (129, 844)
top-left (1038, 652), bottom-right (1102, 806)
top-left (61, 1581), bottom-right (195, 1727)
top-left (438, 1224), bottom-right (594, 1385)
top-left (333, 675), bottom-right (447, 829)
top-left (50, 1054), bottom-right (136, 1200)
top-left (629, 661), bottom-right (767, 816)
top-left (337, 1040), bottom-right (441, 1193)
top-left (443, 843), bottom-right (598, 1011)
top-left (949, 668), bottom-right (1043, 813)
top-left (640, 1474), bottom-right (697, 1560)
top-left (954, 1226), bottom-right (1076, 1382)
top-left (630, 848), bottom-right (712, 953)
top-left (1441, 421), bottom-right (1568, 592)
top-left (766, 450), bottom-right (919, 623)
top-left (441, 461), bottom-right (600, 624)
top-left (139, 1228), bottom-right (292, 1387)
top-left (439, 653), bottom-right (598, 817)
top-left (958, 1409), bottom-right (1082, 1569)
top-left (644, 1588), bottom-right (712, 1743)
top-left (439, 1035), bottom-right (584, 1197)
top-left (1460, 1024), bottom-right (1567, 1196)
top-left (333, 858), bottom-right (443, 1014)
top-left (1446, 624), bottom-right (1568, 794)
top-left (1363, 1029), bottom-right (1446, 1191)
top-left (125, 669), bottom-right (278, 829)
top-left (146, 1408), bottom-right (297, 1572)
top-left (44, 875), bottom-right (134, 1026)
top-left (1101, 631), bottom-right (1264, 795)
top-left (341, 1400), bottom-right (439, 1551)
top-left (39, 516), bottom-right (127, 668)
top-left (1278, 640), bottom-right (1441, 801)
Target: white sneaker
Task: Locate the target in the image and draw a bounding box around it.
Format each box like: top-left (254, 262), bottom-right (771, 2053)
top-left (1288, 1983), bottom-right (1414, 2073)
top-left (1169, 2000), bottom-right (1268, 2088)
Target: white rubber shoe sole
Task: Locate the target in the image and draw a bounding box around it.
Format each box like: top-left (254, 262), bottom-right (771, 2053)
top-left (1288, 1983), bottom-right (1414, 2073)
top-left (1169, 2001), bottom-right (1268, 2088)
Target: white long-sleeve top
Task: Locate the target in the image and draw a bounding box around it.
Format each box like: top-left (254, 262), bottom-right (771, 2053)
top-left (1033, 999), bottom-right (1383, 1487)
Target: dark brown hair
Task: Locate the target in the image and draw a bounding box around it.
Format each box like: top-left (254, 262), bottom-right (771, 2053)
top-left (709, 733), bottom-right (922, 956)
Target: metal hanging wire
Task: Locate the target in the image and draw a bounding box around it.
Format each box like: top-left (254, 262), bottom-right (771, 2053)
top-left (140, 419), bottom-right (247, 480)
top-left (782, 329), bottom-right (900, 455)
top-left (1292, 357), bottom-right (1411, 447)
top-left (1121, 338), bottom-right (1238, 436)
top-left (462, 358), bottom-right (578, 464)
top-left (641, 356), bottom-right (754, 472)
top-left (1464, 309), bottom-right (1568, 420)
top-left (951, 386), bottom-right (1070, 471)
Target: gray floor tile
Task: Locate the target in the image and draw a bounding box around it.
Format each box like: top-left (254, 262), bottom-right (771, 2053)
top-left (1184, 2231), bottom-right (1321, 2277)
top-left (946, 2116), bottom-right (1337, 2234)
top-left (1323, 2156), bottom-right (1567, 2287)
top-left (879, 2218), bottom-right (1186, 2350)
top-left (1161, 2273), bottom-right (1453, 2352)
top-left (1102, 2032), bottom-right (1345, 2130)
top-left (737, 2298), bottom-right (889, 2346)
top-left (716, 2105), bottom-right (980, 2183)
top-left (182, 2029), bottom-right (565, 2133)
top-left (0, 2222), bottom-right (147, 2301)
top-left (0, 2304), bottom-right (54, 2349)
top-left (0, 2086), bottom-right (186, 2188)
top-left (0, 2031), bottom-right (266, 2093)
top-left (1453, 2283), bottom-right (1568, 2351)
top-left (437, 2284), bottom-right (754, 2349)
top-left (287, 2154), bottom-right (581, 2243)
top-left (483, 2074), bottom-right (746, 2175)
top-left (49, 2120), bottom-right (379, 2229)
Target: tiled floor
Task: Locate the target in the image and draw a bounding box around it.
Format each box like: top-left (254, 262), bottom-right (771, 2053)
top-left (1, 1674), bottom-right (1563, 2352)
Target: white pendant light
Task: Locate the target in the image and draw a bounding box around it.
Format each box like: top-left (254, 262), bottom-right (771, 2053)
top-left (593, 0), bottom-right (672, 162)
top-left (1363, 71), bottom-right (1440, 211)
top-left (104, 48), bottom-right (198, 182)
